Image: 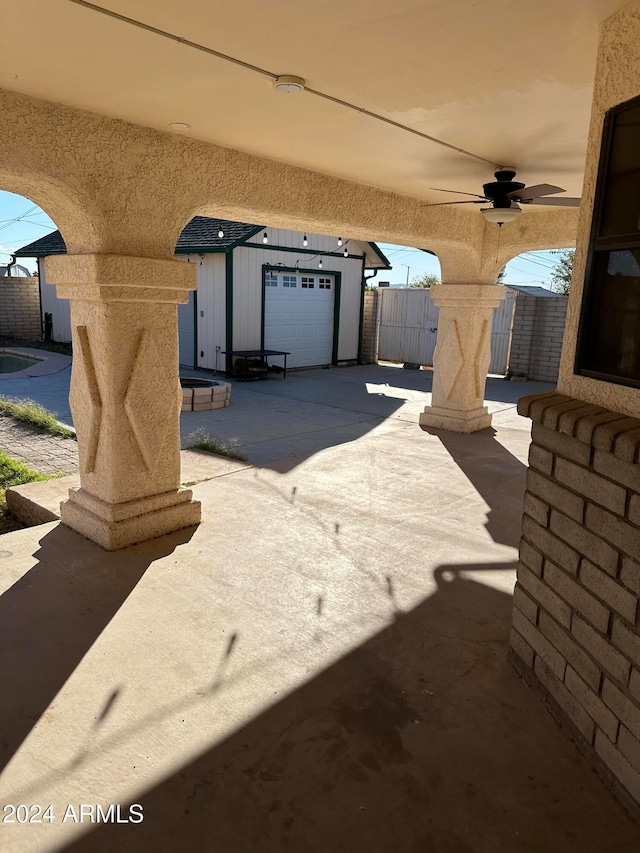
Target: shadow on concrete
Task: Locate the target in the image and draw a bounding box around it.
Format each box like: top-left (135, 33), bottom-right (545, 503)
top-left (180, 365), bottom-right (551, 473)
top-left (62, 563), bottom-right (638, 853)
top-left (0, 523), bottom-right (196, 773)
top-left (422, 426), bottom-right (527, 548)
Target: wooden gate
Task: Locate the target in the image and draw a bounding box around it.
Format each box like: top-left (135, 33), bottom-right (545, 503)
top-left (376, 286), bottom-right (515, 374)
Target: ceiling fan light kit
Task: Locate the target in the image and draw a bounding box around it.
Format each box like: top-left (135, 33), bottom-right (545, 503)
top-left (429, 168), bottom-right (581, 224)
top-left (481, 205), bottom-right (522, 226)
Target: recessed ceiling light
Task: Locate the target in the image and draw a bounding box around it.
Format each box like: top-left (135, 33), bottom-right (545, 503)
top-left (169, 122), bottom-right (191, 131)
top-left (273, 75), bottom-right (305, 94)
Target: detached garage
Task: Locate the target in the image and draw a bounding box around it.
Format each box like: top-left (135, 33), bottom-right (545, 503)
top-left (16, 218), bottom-right (390, 373)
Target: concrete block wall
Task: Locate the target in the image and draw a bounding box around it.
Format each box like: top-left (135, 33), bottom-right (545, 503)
top-left (0, 276), bottom-right (41, 339)
top-left (511, 391), bottom-right (640, 809)
top-left (361, 289), bottom-right (379, 363)
top-left (509, 293), bottom-right (568, 383)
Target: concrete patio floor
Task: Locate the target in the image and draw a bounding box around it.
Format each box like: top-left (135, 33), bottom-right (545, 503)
top-left (1, 367), bottom-right (639, 851)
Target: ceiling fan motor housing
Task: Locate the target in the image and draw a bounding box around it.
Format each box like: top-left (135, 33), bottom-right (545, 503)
top-left (483, 168), bottom-right (525, 208)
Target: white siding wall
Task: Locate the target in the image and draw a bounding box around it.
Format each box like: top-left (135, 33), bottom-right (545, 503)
top-left (245, 228), bottom-right (345, 254)
top-left (232, 247), bottom-right (264, 351)
top-left (236, 229), bottom-right (365, 362)
top-left (185, 254), bottom-right (227, 371)
top-left (39, 229), bottom-right (368, 364)
top-left (39, 258), bottom-right (72, 342)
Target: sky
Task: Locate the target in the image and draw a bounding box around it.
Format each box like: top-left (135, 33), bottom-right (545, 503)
top-left (1, 190), bottom-right (569, 286)
top-left (376, 242), bottom-right (568, 289)
top-left (0, 191), bottom-right (56, 273)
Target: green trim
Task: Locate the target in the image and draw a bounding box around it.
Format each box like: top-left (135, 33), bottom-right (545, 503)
top-left (244, 241), bottom-right (365, 261)
top-left (332, 272), bottom-right (342, 365)
top-left (225, 250), bottom-right (234, 373)
top-left (260, 264), bottom-right (342, 367)
top-left (232, 225), bottom-right (266, 247)
top-left (192, 285), bottom-right (199, 370)
top-left (175, 246), bottom-right (226, 255)
top-left (260, 267), bottom-right (267, 350)
top-left (357, 257), bottom-right (367, 364)
top-left (366, 242), bottom-right (392, 268)
top-left (175, 226), bottom-right (265, 256)
top-left (263, 263), bottom-right (341, 275)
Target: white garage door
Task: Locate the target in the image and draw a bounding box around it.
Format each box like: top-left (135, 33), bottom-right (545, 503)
top-left (264, 272), bottom-right (334, 368)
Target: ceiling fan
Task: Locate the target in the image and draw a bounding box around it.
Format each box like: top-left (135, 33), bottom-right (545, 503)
top-left (429, 168), bottom-right (581, 225)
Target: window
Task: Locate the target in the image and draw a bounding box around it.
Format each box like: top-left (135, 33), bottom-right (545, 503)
top-left (265, 271), bottom-right (278, 287)
top-left (283, 275), bottom-right (297, 288)
top-left (319, 277), bottom-right (332, 289)
top-left (301, 277), bottom-right (315, 288)
top-left (576, 95), bottom-right (640, 387)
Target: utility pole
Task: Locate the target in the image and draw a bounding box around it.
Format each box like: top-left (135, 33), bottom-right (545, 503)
top-left (402, 264), bottom-right (411, 286)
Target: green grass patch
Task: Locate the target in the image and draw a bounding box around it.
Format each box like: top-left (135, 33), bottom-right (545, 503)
top-left (0, 396), bottom-right (74, 438)
top-left (186, 429), bottom-right (247, 462)
top-left (0, 451), bottom-right (48, 519)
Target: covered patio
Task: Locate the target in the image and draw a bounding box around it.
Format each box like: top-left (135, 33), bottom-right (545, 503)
top-left (2, 0), bottom-right (640, 844)
top-left (1, 368), bottom-right (638, 850)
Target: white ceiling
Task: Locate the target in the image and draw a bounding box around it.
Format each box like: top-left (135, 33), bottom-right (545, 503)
top-left (0, 0), bottom-right (626, 204)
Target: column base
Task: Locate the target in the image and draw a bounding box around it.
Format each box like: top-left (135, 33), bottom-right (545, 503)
top-left (60, 486), bottom-right (202, 550)
top-left (419, 405), bottom-right (492, 433)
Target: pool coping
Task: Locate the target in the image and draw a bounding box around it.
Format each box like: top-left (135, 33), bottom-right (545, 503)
top-left (0, 346), bottom-right (72, 379)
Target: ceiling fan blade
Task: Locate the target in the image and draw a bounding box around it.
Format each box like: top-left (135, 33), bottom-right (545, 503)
top-left (429, 187), bottom-right (488, 199)
top-left (508, 183), bottom-right (565, 200)
top-left (526, 196), bottom-right (581, 207)
top-left (426, 200), bottom-right (486, 206)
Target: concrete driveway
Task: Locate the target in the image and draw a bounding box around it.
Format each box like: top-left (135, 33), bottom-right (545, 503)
top-left (2, 366), bottom-right (639, 852)
top-left (179, 365), bottom-right (553, 468)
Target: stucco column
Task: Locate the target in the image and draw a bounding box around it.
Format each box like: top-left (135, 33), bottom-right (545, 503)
top-left (419, 283), bottom-right (506, 433)
top-left (46, 254), bottom-right (201, 550)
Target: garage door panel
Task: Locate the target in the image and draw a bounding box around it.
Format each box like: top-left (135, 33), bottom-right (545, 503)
top-left (264, 273), bottom-right (334, 368)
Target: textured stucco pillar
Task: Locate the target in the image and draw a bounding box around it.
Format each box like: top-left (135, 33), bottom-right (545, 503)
top-left (419, 283), bottom-right (506, 433)
top-left (46, 254), bottom-right (201, 550)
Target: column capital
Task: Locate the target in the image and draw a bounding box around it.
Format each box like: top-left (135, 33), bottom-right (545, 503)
top-left (430, 283), bottom-right (506, 310)
top-left (45, 253), bottom-right (196, 304)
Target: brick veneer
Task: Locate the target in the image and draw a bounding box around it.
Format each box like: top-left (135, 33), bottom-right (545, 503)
top-left (511, 390), bottom-right (640, 811)
top-left (361, 289), bottom-right (378, 364)
top-left (0, 276), bottom-right (41, 339)
top-left (508, 291), bottom-right (568, 383)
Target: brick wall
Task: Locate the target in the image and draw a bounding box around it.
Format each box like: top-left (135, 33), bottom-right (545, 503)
top-left (361, 289), bottom-right (379, 363)
top-left (509, 292), bottom-right (567, 383)
top-left (0, 276), bottom-right (41, 339)
top-left (511, 391), bottom-right (640, 809)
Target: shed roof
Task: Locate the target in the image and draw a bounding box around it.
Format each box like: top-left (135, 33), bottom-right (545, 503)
top-left (506, 284), bottom-right (564, 298)
top-left (15, 217), bottom-right (391, 268)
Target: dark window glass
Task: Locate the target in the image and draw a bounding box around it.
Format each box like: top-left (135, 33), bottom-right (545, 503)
top-left (580, 250), bottom-right (640, 382)
top-left (577, 95), bottom-right (640, 387)
top-left (599, 103), bottom-right (640, 240)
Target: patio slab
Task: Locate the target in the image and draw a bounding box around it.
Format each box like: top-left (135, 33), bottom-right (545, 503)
top-left (0, 404), bottom-right (638, 852)
top-left (5, 449), bottom-right (251, 527)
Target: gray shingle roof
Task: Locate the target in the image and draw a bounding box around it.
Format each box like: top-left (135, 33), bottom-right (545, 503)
top-left (14, 216), bottom-right (390, 268)
top-left (14, 230), bottom-right (66, 257)
top-left (506, 284), bottom-right (564, 298)
top-left (14, 217), bottom-right (263, 258)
